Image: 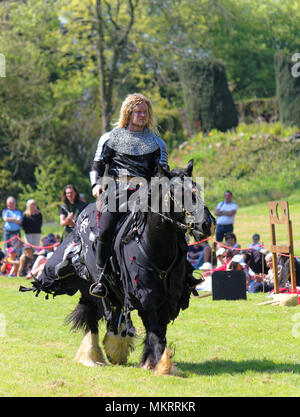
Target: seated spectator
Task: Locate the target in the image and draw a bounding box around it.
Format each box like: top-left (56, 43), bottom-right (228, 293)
top-left (248, 233), bottom-right (263, 252)
top-left (17, 245), bottom-right (38, 278)
top-left (0, 247), bottom-right (19, 277)
top-left (194, 262), bottom-right (213, 292)
top-left (0, 247), bottom-right (5, 264)
top-left (37, 234), bottom-right (57, 256)
top-left (187, 242), bottom-right (204, 266)
top-left (201, 249), bottom-right (234, 278)
top-left (216, 246), bottom-right (226, 267)
top-left (194, 243), bottom-right (212, 269)
top-left (248, 253), bottom-right (290, 293)
top-left (28, 235), bottom-right (57, 279)
top-left (225, 232), bottom-right (241, 253)
top-left (54, 234), bottom-right (62, 246)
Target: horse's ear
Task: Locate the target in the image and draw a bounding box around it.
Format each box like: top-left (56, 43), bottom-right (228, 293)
top-left (158, 164), bottom-right (171, 178)
top-left (185, 159), bottom-right (194, 176)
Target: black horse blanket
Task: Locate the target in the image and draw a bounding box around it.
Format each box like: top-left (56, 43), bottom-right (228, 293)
top-left (20, 203), bottom-right (100, 298)
top-left (20, 202), bottom-right (191, 328)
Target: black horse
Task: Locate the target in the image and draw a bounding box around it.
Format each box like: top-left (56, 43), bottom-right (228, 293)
top-left (20, 160), bottom-right (215, 374)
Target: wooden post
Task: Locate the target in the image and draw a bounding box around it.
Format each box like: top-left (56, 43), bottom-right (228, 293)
top-left (268, 201), bottom-right (296, 294)
top-left (288, 220), bottom-right (297, 291)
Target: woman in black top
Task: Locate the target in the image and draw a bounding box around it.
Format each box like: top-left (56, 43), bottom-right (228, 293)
top-left (22, 199), bottom-right (43, 247)
top-left (59, 184), bottom-right (88, 241)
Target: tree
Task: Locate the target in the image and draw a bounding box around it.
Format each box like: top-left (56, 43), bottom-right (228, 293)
top-left (60, 0), bottom-right (139, 132)
top-left (180, 58), bottom-right (238, 134)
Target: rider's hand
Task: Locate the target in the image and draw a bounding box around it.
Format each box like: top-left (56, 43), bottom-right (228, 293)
top-left (92, 184), bottom-right (102, 199)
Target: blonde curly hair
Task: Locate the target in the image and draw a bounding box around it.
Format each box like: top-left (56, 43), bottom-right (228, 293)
top-left (115, 93), bottom-right (159, 134)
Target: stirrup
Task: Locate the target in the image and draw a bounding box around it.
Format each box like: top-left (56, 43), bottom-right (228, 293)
top-left (89, 282), bottom-right (108, 298)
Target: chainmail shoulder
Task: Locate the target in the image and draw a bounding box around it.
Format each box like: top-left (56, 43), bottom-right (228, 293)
top-left (107, 128), bottom-right (160, 156)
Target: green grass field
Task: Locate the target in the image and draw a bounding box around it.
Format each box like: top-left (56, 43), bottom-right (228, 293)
top-left (1, 199), bottom-right (300, 397)
top-left (1, 277), bottom-right (300, 397)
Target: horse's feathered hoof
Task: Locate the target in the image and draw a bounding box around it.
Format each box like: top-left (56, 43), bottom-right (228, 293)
top-left (103, 324), bottom-right (135, 365)
top-left (74, 331), bottom-right (107, 367)
top-left (154, 348), bottom-right (179, 376)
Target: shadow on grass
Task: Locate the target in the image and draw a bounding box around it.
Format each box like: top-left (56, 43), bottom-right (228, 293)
top-left (177, 359), bottom-right (300, 376)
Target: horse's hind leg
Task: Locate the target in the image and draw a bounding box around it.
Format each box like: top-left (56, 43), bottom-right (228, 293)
top-left (103, 308), bottom-right (135, 365)
top-left (67, 298), bottom-right (106, 367)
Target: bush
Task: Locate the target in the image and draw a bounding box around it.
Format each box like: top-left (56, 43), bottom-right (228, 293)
top-left (170, 122), bottom-right (300, 208)
top-left (179, 58), bottom-right (238, 134)
top-left (237, 97), bottom-right (279, 124)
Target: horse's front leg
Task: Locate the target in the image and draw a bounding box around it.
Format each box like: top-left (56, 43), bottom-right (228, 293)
top-left (139, 310), bottom-right (177, 375)
top-left (103, 307), bottom-right (135, 365)
top-left (74, 330), bottom-right (106, 367)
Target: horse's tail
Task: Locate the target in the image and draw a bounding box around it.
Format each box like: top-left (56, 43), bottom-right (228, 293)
top-left (66, 296), bottom-right (101, 334)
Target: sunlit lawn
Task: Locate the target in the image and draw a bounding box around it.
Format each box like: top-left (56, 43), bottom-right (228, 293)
top-left (1, 200), bottom-right (300, 397)
top-left (1, 277), bottom-right (300, 397)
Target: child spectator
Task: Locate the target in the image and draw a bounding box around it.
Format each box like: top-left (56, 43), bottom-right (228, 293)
top-left (17, 245), bottom-right (38, 278)
top-left (0, 247), bottom-right (19, 276)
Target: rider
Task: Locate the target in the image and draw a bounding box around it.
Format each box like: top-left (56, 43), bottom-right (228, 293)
top-left (89, 93), bottom-right (203, 297)
top-left (89, 93), bottom-right (168, 297)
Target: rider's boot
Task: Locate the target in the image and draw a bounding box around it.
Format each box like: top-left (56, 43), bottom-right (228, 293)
top-left (89, 240), bottom-right (109, 298)
top-left (89, 267), bottom-right (108, 298)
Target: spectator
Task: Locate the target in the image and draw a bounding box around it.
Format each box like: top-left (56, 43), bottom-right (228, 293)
top-left (54, 234), bottom-right (62, 246)
top-left (201, 249), bottom-right (234, 278)
top-left (214, 191), bottom-right (238, 243)
top-left (0, 247), bottom-right (5, 264)
top-left (194, 243), bottom-right (212, 269)
top-left (225, 232), bottom-right (241, 253)
top-left (17, 245), bottom-right (38, 278)
top-left (2, 196), bottom-right (22, 250)
top-left (22, 199), bottom-right (43, 247)
top-left (0, 247), bottom-right (19, 276)
top-left (216, 246), bottom-right (226, 267)
top-left (37, 234), bottom-right (57, 256)
top-left (59, 184), bottom-right (88, 241)
top-left (187, 242), bottom-right (203, 266)
top-left (29, 235), bottom-right (57, 279)
top-left (248, 233), bottom-right (263, 252)
top-left (226, 254), bottom-right (244, 271)
top-left (248, 253), bottom-right (290, 293)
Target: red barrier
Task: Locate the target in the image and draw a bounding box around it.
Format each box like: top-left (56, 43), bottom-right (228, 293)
top-left (188, 236), bottom-right (297, 258)
top-left (0, 235), bottom-right (59, 250)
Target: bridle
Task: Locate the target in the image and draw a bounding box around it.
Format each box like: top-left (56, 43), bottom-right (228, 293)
top-left (148, 182), bottom-right (203, 235)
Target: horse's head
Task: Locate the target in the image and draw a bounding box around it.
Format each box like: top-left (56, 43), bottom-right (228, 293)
top-left (158, 159), bottom-right (216, 240)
